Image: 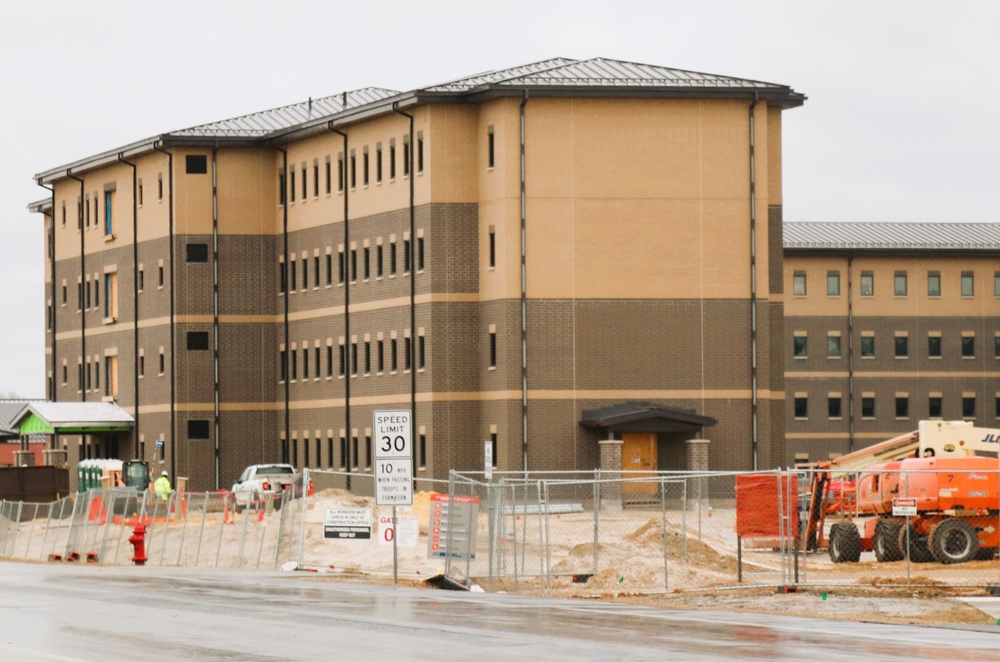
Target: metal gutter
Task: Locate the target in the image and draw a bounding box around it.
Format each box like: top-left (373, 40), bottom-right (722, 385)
top-left (65, 171), bottom-right (85, 406)
top-left (152, 144), bottom-right (176, 477)
top-left (211, 146), bottom-right (221, 489)
top-left (748, 97), bottom-right (759, 471)
top-left (117, 152), bottom-right (140, 460)
top-left (519, 93), bottom-right (529, 473)
top-left (275, 147), bottom-right (290, 468)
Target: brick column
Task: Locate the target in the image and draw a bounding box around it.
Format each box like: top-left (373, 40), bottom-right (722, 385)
top-left (598, 439), bottom-right (623, 513)
top-left (686, 438), bottom-right (710, 510)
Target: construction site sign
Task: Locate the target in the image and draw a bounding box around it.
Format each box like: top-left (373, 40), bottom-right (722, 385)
top-left (427, 493), bottom-right (479, 559)
top-left (892, 498), bottom-right (917, 516)
top-left (324, 507), bottom-right (372, 540)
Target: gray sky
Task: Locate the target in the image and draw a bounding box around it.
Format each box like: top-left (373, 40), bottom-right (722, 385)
top-left (2, 0), bottom-right (997, 398)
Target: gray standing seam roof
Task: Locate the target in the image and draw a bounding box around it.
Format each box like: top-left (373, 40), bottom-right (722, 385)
top-left (784, 222), bottom-right (1000, 251)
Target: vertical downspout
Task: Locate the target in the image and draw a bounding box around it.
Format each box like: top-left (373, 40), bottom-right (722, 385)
top-left (118, 153), bottom-right (140, 459)
top-left (327, 123), bottom-right (352, 488)
top-left (846, 255), bottom-right (855, 453)
top-left (211, 147), bottom-right (221, 488)
top-left (392, 104), bottom-right (417, 475)
top-left (275, 148), bottom-right (291, 469)
top-left (747, 97), bottom-right (759, 471)
top-left (153, 145), bottom-right (176, 475)
top-left (66, 171), bottom-right (86, 405)
top-left (519, 94), bottom-right (529, 473)
top-left (38, 182), bottom-right (56, 402)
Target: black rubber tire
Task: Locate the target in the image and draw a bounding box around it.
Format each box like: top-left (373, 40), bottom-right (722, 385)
top-left (929, 518), bottom-right (979, 564)
top-left (975, 547), bottom-right (997, 561)
top-left (874, 519), bottom-right (905, 562)
top-left (898, 525), bottom-right (933, 563)
top-left (829, 522), bottom-right (862, 563)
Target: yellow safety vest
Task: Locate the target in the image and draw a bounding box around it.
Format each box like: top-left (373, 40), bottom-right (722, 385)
top-left (153, 476), bottom-right (171, 500)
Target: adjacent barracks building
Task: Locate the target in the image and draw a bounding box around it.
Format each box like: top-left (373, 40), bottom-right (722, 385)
top-left (29, 57), bottom-right (806, 490)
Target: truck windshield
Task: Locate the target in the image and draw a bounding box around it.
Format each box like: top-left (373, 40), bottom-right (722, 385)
top-left (258, 466), bottom-right (295, 475)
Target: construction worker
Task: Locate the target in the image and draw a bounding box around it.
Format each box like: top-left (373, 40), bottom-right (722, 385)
top-left (154, 471), bottom-right (172, 501)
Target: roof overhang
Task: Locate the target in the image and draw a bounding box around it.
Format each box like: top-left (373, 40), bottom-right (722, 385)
top-left (415, 85), bottom-right (805, 108)
top-left (580, 402), bottom-right (717, 434)
top-left (12, 402), bottom-right (134, 435)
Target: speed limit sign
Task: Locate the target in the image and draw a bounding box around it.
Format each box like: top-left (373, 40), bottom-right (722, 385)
top-left (373, 410), bottom-right (412, 458)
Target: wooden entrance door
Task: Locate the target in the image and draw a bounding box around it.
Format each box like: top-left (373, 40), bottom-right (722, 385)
top-left (622, 432), bottom-right (658, 496)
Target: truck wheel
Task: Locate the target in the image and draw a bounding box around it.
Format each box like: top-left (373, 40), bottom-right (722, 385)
top-left (898, 526), bottom-right (933, 563)
top-left (874, 519), bottom-right (904, 562)
top-left (975, 547), bottom-right (997, 561)
top-left (829, 522), bottom-right (861, 563)
top-left (929, 519), bottom-right (978, 564)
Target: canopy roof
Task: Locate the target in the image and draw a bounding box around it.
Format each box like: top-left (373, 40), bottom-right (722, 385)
top-left (11, 402), bottom-right (134, 435)
top-left (580, 402), bottom-right (717, 433)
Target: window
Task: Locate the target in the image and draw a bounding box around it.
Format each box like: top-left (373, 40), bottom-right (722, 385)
top-left (417, 132), bottom-right (424, 173)
top-left (138, 180), bottom-right (144, 206)
top-left (827, 335), bottom-right (842, 358)
top-left (301, 258), bottom-right (308, 290)
top-left (963, 396), bottom-right (976, 419)
top-left (313, 161), bottom-right (319, 197)
top-left (326, 254), bottom-right (332, 286)
top-left (404, 239), bottom-right (411, 274)
top-left (325, 158), bottom-right (331, 195)
top-left (364, 341), bottom-right (371, 375)
top-left (104, 190), bottom-right (114, 236)
top-left (376, 245), bottom-right (383, 278)
top-left (403, 136), bottom-right (410, 177)
top-left (927, 272), bottom-right (941, 297)
top-left (895, 396), bottom-right (909, 418)
top-left (62, 364), bottom-right (67, 385)
top-left (138, 268), bottom-right (144, 292)
top-left (159, 350), bottom-right (165, 375)
top-left (793, 396), bottom-right (808, 419)
top-left (62, 284), bottom-right (67, 305)
top-left (404, 336), bottom-right (412, 372)
top-left (326, 345), bottom-right (333, 377)
top-left (893, 272), bottom-right (907, 297)
top-left (187, 419), bottom-right (210, 439)
top-left (139, 354), bottom-right (145, 378)
top-left (185, 155), bottom-right (208, 174)
top-left (376, 143), bottom-right (383, 183)
top-left (350, 249), bottom-right (357, 282)
top-left (418, 334), bottom-right (425, 370)
top-left (104, 355), bottom-right (118, 398)
top-left (85, 279), bottom-right (91, 309)
top-left (861, 336), bottom-right (875, 358)
top-left (352, 436), bottom-right (359, 469)
top-left (490, 433), bottom-right (498, 468)
top-left (280, 349), bottom-right (287, 381)
top-left (186, 243), bottom-right (208, 263)
top-left (961, 272), bottom-right (974, 297)
top-left (995, 272), bottom-right (1000, 297)
top-left (327, 437), bottom-right (334, 468)
top-left (349, 151), bottom-right (356, 189)
top-left (304, 437), bottom-right (309, 468)
top-left (390, 241), bottom-right (397, 275)
top-left (417, 237), bottom-right (424, 271)
top-left (302, 347), bottom-right (309, 379)
top-left (365, 436), bottom-right (372, 468)
top-left (363, 147), bottom-right (369, 186)
top-left (391, 338), bottom-right (398, 372)
top-left (996, 396), bottom-right (1000, 418)
top-left (158, 265), bottom-right (164, 288)
top-left (793, 335), bottom-right (807, 358)
top-left (928, 335), bottom-right (942, 358)
top-left (489, 228), bottom-right (496, 268)
top-left (489, 331), bottom-right (497, 367)
top-left (337, 154), bottom-right (344, 192)
top-left (894, 335), bottom-right (908, 358)
top-left (351, 342), bottom-right (358, 376)
top-left (279, 171), bottom-right (286, 206)
top-left (290, 170), bottom-right (296, 203)
top-left (314, 256), bottom-right (320, 288)
top-left (290, 348), bottom-right (298, 381)
top-left (929, 396), bottom-right (943, 418)
top-left (377, 340), bottom-right (384, 373)
top-left (861, 396), bottom-right (875, 419)
top-left (338, 250), bottom-right (345, 284)
top-left (301, 164), bottom-right (306, 200)
top-left (828, 396), bottom-right (842, 419)
top-left (826, 271), bottom-right (840, 296)
top-left (860, 271), bottom-right (874, 297)
top-left (290, 260), bottom-right (297, 291)
top-left (487, 126), bottom-right (495, 168)
top-left (792, 271), bottom-right (806, 296)
top-left (93, 361), bottom-right (99, 391)
top-left (338, 342), bottom-right (346, 377)
top-left (419, 434), bottom-right (426, 469)
top-left (389, 140), bottom-right (396, 180)
top-left (187, 331), bottom-right (209, 350)
top-left (364, 247), bottom-right (370, 280)
top-left (994, 335), bottom-right (1000, 359)
top-left (340, 436), bottom-right (347, 469)
top-left (93, 281), bottom-right (99, 309)
top-left (279, 262), bottom-right (287, 293)
top-left (158, 174), bottom-right (163, 201)
top-left (77, 282), bottom-right (83, 311)
top-left (104, 273), bottom-right (118, 320)
top-left (962, 335), bottom-right (975, 358)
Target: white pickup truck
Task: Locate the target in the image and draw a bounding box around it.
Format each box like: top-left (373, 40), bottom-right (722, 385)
top-left (230, 464), bottom-right (301, 511)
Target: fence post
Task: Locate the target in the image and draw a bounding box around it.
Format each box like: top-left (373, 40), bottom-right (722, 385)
top-left (195, 493), bottom-right (209, 567)
top-left (661, 476), bottom-right (668, 591)
top-left (593, 471), bottom-right (600, 577)
top-left (299, 467), bottom-right (309, 566)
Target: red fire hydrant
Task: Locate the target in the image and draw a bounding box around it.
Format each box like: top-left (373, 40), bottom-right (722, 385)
top-left (129, 524), bottom-right (147, 566)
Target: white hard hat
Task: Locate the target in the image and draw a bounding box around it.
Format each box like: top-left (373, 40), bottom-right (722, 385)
top-left (161, 471), bottom-right (169, 476)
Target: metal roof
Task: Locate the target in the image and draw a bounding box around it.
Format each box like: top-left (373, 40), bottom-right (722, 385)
top-left (784, 222), bottom-right (1000, 252)
top-left (580, 401), bottom-right (717, 433)
top-left (170, 87), bottom-right (399, 138)
top-left (0, 400), bottom-right (41, 435)
top-left (11, 402), bottom-right (135, 430)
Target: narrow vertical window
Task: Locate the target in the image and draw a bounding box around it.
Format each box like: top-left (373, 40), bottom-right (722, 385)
top-left (961, 272), bottom-right (975, 297)
top-left (404, 239), bottom-right (411, 274)
top-left (404, 337), bottom-right (412, 371)
top-left (489, 228), bottom-right (496, 268)
top-left (490, 433), bottom-right (498, 467)
top-left (364, 247), bottom-right (370, 280)
top-left (325, 157), bottom-right (331, 194)
top-left (927, 271), bottom-right (941, 297)
top-left (390, 241), bottom-right (397, 275)
top-left (351, 342), bottom-right (358, 376)
top-left (280, 349), bottom-right (287, 381)
top-left (376, 143), bottom-right (383, 183)
top-left (418, 334), bottom-right (425, 370)
top-left (314, 256), bottom-right (320, 288)
top-left (313, 161), bottom-right (319, 197)
top-left (792, 271), bottom-right (806, 296)
top-left (301, 258), bottom-right (308, 291)
top-left (377, 340), bottom-right (384, 373)
top-left (489, 331), bottom-right (497, 367)
top-left (403, 136), bottom-right (410, 177)
top-left (104, 190), bottom-right (114, 236)
top-left (350, 150), bottom-right (356, 189)
top-left (893, 271), bottom-right (907, 297)
top-left (290, 260), bottom-right (297, 292)
top-left (417, 237), bottom-right (424, 272)
top-left (376, 245), bottom-right (383, 278)
top-left (487, 126), bottom-right (495, 168)
top-left (364, 341), bottom-right (371, 375)
top-left (340, 436), bottom-right (347, 469)
top-left (339, 342), bottom-right (346, 377)
top-left (389, 140), bottom-right (397, 180)
top-left (289, 170), bottom-right (296, 203)
top-left (391, 338), bottom-right (398, 372)
top-left (860, 271), bottom-right (874, 297)
top-left (279, 171), bottom-right (286, 205)
top-left (279, 261), bottom-right (287, 293)
top-left (350, 249), bottom-right (357, 282)
top-left (416, 132), bottom-right (424, 173)
top-left (338, 250), bottom-right (345, 284)
top-left (418, 434), bottom-right (426, 468)
top-left (326, 254), bottom-right (332, 285)
top-left (301, 164), bottom-right (307, 200)
top-left (337, 154), bottom-right (344, 192)
top-left (365, 436), bottom-right (372, 468)
top-left (363, 147), bottom-right (369, 186)
top-left (963, 395), bottom-right (976, 419)
top-left (291, 348), bottom-right (298, 381)
top-left (315, 347), bottom-right (320, 378)
top-left (326, 345), bottom-right (333, 377)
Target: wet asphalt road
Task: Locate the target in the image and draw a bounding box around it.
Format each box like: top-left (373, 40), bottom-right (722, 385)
top-left (1, 561), bottom-right (998, 661)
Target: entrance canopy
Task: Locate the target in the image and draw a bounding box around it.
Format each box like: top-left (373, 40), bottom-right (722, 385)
top-left (580, 401), bottom-right (716, 434)
top-left (12, 402), bottom-right (134, 435)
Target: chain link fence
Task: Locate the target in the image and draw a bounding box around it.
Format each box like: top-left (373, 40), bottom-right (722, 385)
top-left (3, 468), bottom-right (1000, 595)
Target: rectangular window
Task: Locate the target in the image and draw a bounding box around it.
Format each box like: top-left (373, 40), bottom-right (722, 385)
top-left (314, 256), bottom-right (320, 288)
top-left (279, 171), bottom-right (286, 206)
top-left (391, 338), bottom-right (398, 372)
top-left (403, 136), bottom-right (410, 177)
top-left (325, 158), bottom-right (331, 195)
top-left (301, 164), bottom-right (307, 200)
top-left (159, 350), bottom-right (165, 375)
top-left (290, 260), bottom-right (297, 291)
top-left (326, 254), bottom-right (332, 285)
top-left (390, 241), bottom-right (397, 275)
top-left (340, 437), bottom-right (347, 469)
top-left (326, 345), bottom-right (333, 377)
top-left (376, 143), bottom-right (383, 183)
top-left (313, 162), bottom-right (319, 198)
top-left (104, 356), bottom-right (118, 398)
top-left (489, 229), bottom-right (496, 268)
top-left (487, 126), bottom-right (495, 168)
top-left (363, 147), bottom-right (370, 186)
top-left (895, 396), bottom-right (909, 418)
top-left (187, 331), bottom-right (209, 351)
top-left (928, 335), bottom-right (942, 358)
top-left (929, 396), bottom-right (943, 418)
top-left (792, 271), bottom-right (806, 296)
top-left (404, 239), bottom-right (411, 273)
top-left (996, 396), bottom-right (1000, 418)
top-left (862, 396), bottom-right (875, 419)
top-left (279, 262), bottom-right (287, 293)
top-left (894, 335), bottom-right (908, 358)
top-left (104, 190), bottom-right (114, 236)
top-left (351, 342), bottom-right (358, 376)
top-left (419, 434), bottom-right (426, 469)
top-left (860, 271), bottom-right (874, 297)
top-left (489, 331), bottom-right (497, 367)
top-left (93, 281), bottom-right (99, 309)
top-left (390, 140), bottom-right (396, 179)
top-left (158, 265), bottom-right (164, 288)
top-left (291, 349), bottom-right (297, 381)
top-left (304, 438), bottom-right (310, 468)
top-left (352, 436), bottom-right (359, 469)
top-left (404, 337), bottom-right (412, 371)
top-left (327, 437), bottom-right (334, 468)
top-left (62, 284), bottom-right (67, 305)
top-left (995, 271), bottom-right (1000, 297)
top-left (928, 271), bottom-right (941, 297)
top-left (186, 243), bottom-right (208, 263)
top-left (314, 345), bottom-right (321, 371)
top-left (138, 269), bottom-right (144, 292)
top-left (86, 361), bottom-right (92, 390)
top-left (417, 237), bottom-right (424, 271)
top-left (364, 341), bottom-right (371, 375)
top-left (301, 258), bottom-right (308, 290)
top-left (793, 335), bottom-right (807, 358)
top-left (280, 349), bottom-right (287, 381)
top-left (338, 250), bottom-right (345, 284)
top-left (137, 181), bottom-right (143, 206)
top-left (337, 154), bottom-right (344, 192)
top-left (826, 271), bottom-right (840, 296)
top-left (302, 348), bottom-right (309, 379)
top-left (93, 360), bottom-right (99, 391)
top-left (351, 249), bottom-right (357, 282)
top-left (962, 335), bottom-right (975, 358)
top-left (994, 336), bottom-right (1000, 359)
top-left (418, 335), bottom-right (425, 370)
top-left (292, 440), bottom-right (298, 468)
top-left (417, 132), bottom-right (424, 173)
top-left (963, 396), bottom-right (976, 419)
top-left (894, 272), bottom-right (907, 296)
top-left (104, 273), bottom-right (117, 320)
top-left (139, 354), bottom-right (145, 378)
top-left (364, 247), bottom-right (370, 280)
top-left (377, 340), bottom-right (384, 373)
top-left (85, 280), bottom-right (91, 309)
top-left (158, 174), bottom-right (163, 201)
top-left (188, 420), bottom-right (210, 439)
top-left (290, 170), bottom-right (296, 203)
top-left (350, 151), bottom-right (356, 189)
top-left (490, 433), bottom-right (498, 468)
top-left (338, 342), bottom-right (346, 377)
top-left (185, 155), bottom-right (208, 174)
top-left (961, 272), bottom-right (975, 297)
top-left (376, 245), bottom-right (383, 278)
top-left (794, 396), bottom-right (808, 419)
top-left (828, 396), bottom-right (842, 419)
top-left (827, 335), bottom-right (842, 358)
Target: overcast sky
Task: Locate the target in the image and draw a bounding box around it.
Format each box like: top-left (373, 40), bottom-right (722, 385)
top-left (1, 1), bottom-right (997, 398)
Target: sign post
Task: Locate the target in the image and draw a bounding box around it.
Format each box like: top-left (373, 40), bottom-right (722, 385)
top-left (374, 409), bottom-right (413, 585)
